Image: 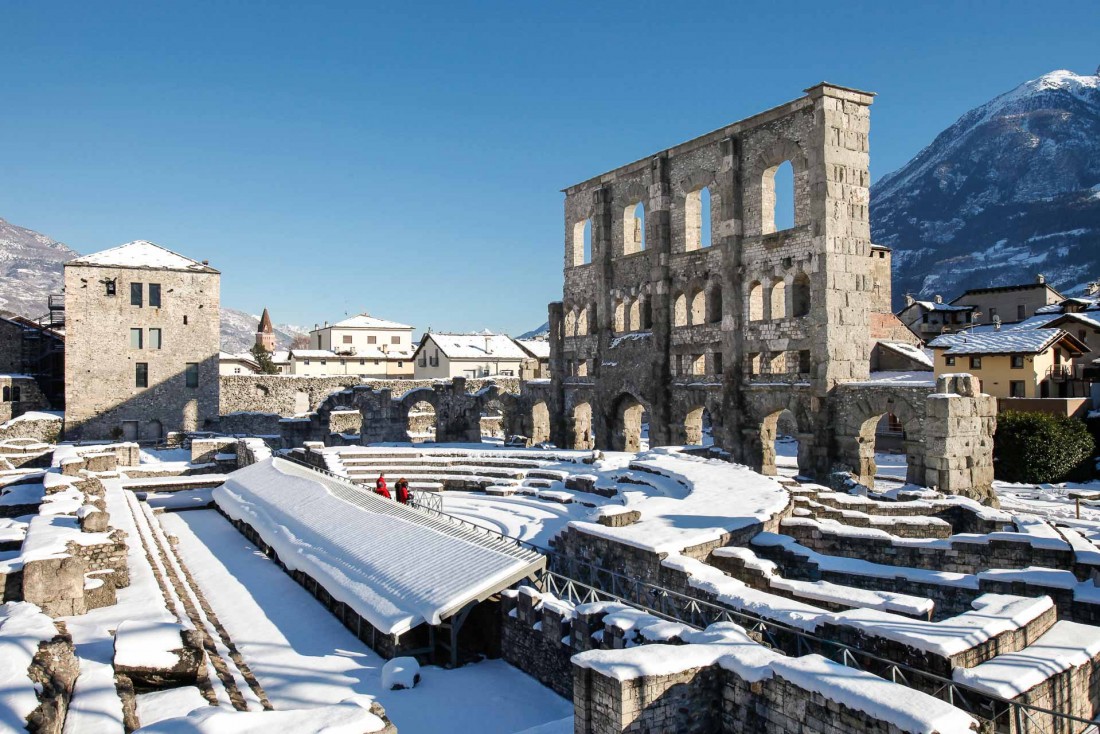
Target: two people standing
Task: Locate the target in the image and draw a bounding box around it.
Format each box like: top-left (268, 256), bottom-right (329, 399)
top-left (375, 474), bottom-right (410, 505)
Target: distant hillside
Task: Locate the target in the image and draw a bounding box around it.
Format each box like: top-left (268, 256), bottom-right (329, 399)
top-left (519, 322), bottom-right (549, 340)
top-left (872, 69), bottom-right (1100, 307)
top-left (0, 216), bottom-right (306, 350)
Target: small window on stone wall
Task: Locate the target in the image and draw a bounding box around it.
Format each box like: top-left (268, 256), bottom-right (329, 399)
top-left (748, 282), bottom-right (764, 322)
top-left (673, 293), bottom-right (688, 328)
top-left (798, 350), bottom-right (811, 375)
top-left (712, 352), bottom-right (723, 375)
top-left (623, 202), bottom-right (645, 255)
top-left (791, 273), bottom-right (811, 318)
top-left (571, 219), bottom-right (592, 267)
top-left (762, 160), bottom-right (795, 234)
top-left (684, 187), bottom-right (713, 251)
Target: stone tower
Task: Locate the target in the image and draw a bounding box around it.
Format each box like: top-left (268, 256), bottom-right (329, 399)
top-left (256, 307), bottom-right (275, 353)
top-left (63, 240), bottom-right (220, 441)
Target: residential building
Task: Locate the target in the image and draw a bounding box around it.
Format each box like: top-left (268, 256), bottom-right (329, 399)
top-left (413, 332), bottom-right (527, 379)
top-left (284, 349), bottom-right (413, 378)
top-left (515, 338), bottom-right (551, 380)
top-left (309, 313), bottom-right (414, 358)
top-left (896, 295), bottom-right (976, 340)
top-left (949, 275), bottom-right (1064, 325)
top-left (928, 329), bottom-right (1088, 400)
top-left (219, 352), bottom-right (260, 376)
top-left (63, 240), bottom-right (220, 441)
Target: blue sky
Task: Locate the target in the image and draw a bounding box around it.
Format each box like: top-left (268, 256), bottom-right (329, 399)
top-left (3, 1), bottom-right (1097, 335)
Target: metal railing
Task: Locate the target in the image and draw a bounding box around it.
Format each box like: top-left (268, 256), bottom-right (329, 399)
top-left (539, 558), bottom-right (1099, 733)
top-left (281, 453), bottom-right (1095, 732)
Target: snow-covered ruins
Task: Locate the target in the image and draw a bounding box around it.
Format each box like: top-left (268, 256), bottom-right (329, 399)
top-left (4, 80), bottom-right (1100, 734)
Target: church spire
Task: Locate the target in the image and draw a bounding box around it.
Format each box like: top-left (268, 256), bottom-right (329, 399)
top-left (255, 307), bottom-right (275, 352)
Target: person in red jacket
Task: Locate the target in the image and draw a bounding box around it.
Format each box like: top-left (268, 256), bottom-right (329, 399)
top-left (395, 478), bottom-right (410, 505)
top-left (375, 474), bottom-right (390, 499)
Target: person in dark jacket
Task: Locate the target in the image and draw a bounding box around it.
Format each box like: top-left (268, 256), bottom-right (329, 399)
top-left (375, 474), bottom-right (390, 499)
top-left (395, 478), bottom-right (410, 505)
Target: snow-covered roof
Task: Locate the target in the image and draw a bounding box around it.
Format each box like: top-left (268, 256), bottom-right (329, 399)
top-left (67, 240), bottom-right (218, 273)
top-left (321, 313), bottom-right (414, 331)
top-left (515, 339), bottom-right (551, 359)
top-left (288, 349), bottom-right (338, 359)
top-left (422, 333), bottom-right (528, 361)
top-left (913, 301), bottom-right (973, 313)
top-left (271, 351), bottom-right (290, 364)
top-left (214, 458), bottom-right (545, 635)
top-left (218, 352), bottom-right (258, 363)
top-left (877, 341), bottom-right (933, 368)
top-left (928, 328), bottom-right (1081, 356)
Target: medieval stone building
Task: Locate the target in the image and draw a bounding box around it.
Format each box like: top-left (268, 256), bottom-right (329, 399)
top-left (541, 83), bottom-right (996, 499)
top-left (63, 240), bottom-right (221, 441)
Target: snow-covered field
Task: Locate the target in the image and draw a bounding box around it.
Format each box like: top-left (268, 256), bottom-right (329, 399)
top-left (159, 509), bottom-right (572, 733)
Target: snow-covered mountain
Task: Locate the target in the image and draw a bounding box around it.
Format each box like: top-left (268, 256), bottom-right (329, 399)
top-left (0, 216), bottom-right (306, 351)
top-left (518, 322), bottom-right (549, 340)
top-left (872, 68), bottom-right (1100, 308)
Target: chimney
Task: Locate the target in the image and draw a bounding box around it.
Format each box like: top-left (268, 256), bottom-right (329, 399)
top-left (934, 295), bottom-right (943, 304)
top-left (1037, 273), bottom-right (1046, 284)
top-left (904, 293), bottom-right (915, 308)
top-left (994, 316), bottom-right (1002, 331)
top-left (201, 259), bottom-right (209, 265)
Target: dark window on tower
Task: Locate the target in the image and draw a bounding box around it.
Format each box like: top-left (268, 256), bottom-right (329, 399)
top-left (1017, 304), bottom-right (1025, 320)
top-left (1, 387), bottom-right (8, 401)
top-left (185, 363), bottom-right (199, 388)
top-left (183, 315), bottom-right (189, 325)
top-left (105, 280), bottom-right (116, 296)
top-left (149, 283), bottom-right (161, 308)
top-left (135, 363), bottom-right (149, 388)
top-left (131, 282), bottom-right (143, 307)
top-left (130, 328), bottom-right (143, 348)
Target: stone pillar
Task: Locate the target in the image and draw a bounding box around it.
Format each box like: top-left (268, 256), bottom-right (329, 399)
top-left (719, 135), bottom-right (747, 461)
top-left (923, 374), bottom-right (998, 505)
top-left (547, 301), bottom-right (568, 448)
top-left (646, 155), bottom-right (675, 448)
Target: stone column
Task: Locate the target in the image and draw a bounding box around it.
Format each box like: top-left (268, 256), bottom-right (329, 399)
top-left (647, 155), bottom-right (674, 448)
top-left (923, 374), bottom-right (998, 505)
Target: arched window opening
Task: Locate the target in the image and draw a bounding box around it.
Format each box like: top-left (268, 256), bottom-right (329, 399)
top-left (588, 303), bottom-right (598, 333)
top-left (481, 397), bottom-right (505, 442)
top-left (684, 187), bottom-right (713, 251)
top-left (1, 386), bottom-right (9, 402)
top-left (571, 219), bottom-right (593, 266)
top-left (612, 394), bottom-right (645, 452)
top-left (858, 412), bottom-right (917, 489)
top-left (762, 160), bottom-right (795, 234)
top-left (407, 400), bottom-right (436, 443)
top-left (628, 299), bottom-right (641, 332)
top-left (576, 359), bottom-right (589, 377)
top-left (673, 293), bottom-right (688, 328)
top-left (770, 279), bottom-right (787, 320)
top-left (623, 202), bottom-right (645, 254)
top-left (564, 309), bottom-right (578, 337)
top-left (613, 299), bottom-right (626, 333)
top-left (641, 298), bottom-right (653, 330)
top-left (577, 306), bottom-right (589, 336)
top-left (708, 287), bottom-right (723, 324)
top-left (792, 273), bottom-right (811, 318)
top-left (689, 290), bottom-right (706, 326)
top-left (748, 282), bottom-right (764, 322)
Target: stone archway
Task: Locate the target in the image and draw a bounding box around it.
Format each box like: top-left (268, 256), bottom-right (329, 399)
top-left (835, 386), bottom-right (929, 490)
top-left (400, 387), bottom-right (440, 444)
top-left (571, 402), bottom-right (594, 450)
top-left (609, 393), bottom-right (646, 453)
top-left (531, 401), bottom-right (551, 446)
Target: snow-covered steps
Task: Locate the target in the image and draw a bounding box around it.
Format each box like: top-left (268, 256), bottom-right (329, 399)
top-left (952, 620), bottom-right (1100, 725)
top-left (708, 545), bottom-right (934, 619)
top-left (820, 594), bottom-right (1057, 680)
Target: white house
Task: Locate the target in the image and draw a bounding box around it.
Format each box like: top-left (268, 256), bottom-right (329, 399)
top-left (309, 314), bottom-right (415, 359)
top-left (285, 348), bottom-right (414, 378)
top-left (413, 332), bottom-right (527, 380)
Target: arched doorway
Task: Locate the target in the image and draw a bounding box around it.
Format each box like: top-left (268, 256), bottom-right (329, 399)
top-left (531, 401), bottom-right (551, 446)
top-left (407, 401), bottom-right (437, 443)
top-left (856, 412), bottom-right (920, 488)
top-left (611, 394), bottom-right (645, 453)
top-left (683, 406), bottom-right (714, 447)
top-left (480, 396), bottom-right (505, 443)
top-left (761, 409), bottom-right (801, 477)
top-left (572, 402), bottom-right (594, 450)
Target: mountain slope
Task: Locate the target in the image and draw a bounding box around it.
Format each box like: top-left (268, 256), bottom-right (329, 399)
top-left (0, 216), bottom-right (305, 350)
top-left (872, 69), bottom-right (1100, 308)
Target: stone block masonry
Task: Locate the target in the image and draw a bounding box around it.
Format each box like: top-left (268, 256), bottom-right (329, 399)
top-left (545, 82), bottom-right (996, 503)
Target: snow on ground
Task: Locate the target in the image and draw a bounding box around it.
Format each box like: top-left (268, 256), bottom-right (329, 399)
top-left (61, 478), bottom-right (182, 734)
top-left (140, 448), bottom-right (193, 464)
top-left (159, 509), bottom-right (572, 734)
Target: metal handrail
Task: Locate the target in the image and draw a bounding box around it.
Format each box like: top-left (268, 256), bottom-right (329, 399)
top-left (281, 452), bottom-right (1095, 730)
top-left (539, 559), bottom-right (1100, 730)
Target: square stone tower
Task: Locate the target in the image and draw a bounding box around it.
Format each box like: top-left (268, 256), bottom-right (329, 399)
top-left (63, 240), bottom-right (220, 441)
